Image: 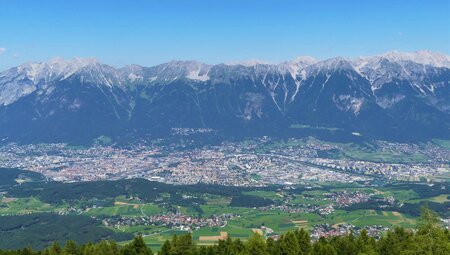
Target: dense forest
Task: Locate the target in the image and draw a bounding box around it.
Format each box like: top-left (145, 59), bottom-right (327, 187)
top-left (0, 168), bottom-right (45, 190)
top-left (0, 214), bottom-right (132, 250)
top-left (7, 178), bottom-right (246, 203)
top-left (0, 208), bottom-right (448, 255)
top-left (229, 195), bottom-right (274, 208)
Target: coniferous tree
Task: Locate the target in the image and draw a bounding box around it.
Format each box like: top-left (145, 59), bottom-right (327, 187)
top-left (295, 228), bottom-right (311, 255)
top-left (245, 234), bottom-right (269, 255)
top-left (329, 234), bottom-right (357, 255)
top-left (18, 247), bottom-right (34, 255)
top-left (266, 238), bottom-right (281, 255)
top-left (413, 207), bottom-right (450, 255)
top-left (312, 237), bottom-right (337, 255)
top-left (279, 232), bottom-right (300, 255)
top-left (171, 233), bottom-right (196, 255)
top-left (121, 236), bottom-right (153, 255)
top-left (62, 240), bottom-right (80, 255)
top-left (355, 229), bottom-right (376, 255)
top-left (92, 240), bottom-right (120, 255)
top-left (232, 238), bottom-right (246, 254)
top-left (48, 242), bottom-right (62, 255)
top-left (159, 240), bottom-right (172, 255)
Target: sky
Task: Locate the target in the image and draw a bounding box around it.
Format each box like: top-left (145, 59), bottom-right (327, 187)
top-left (0, 0), bottom-right (449, 70)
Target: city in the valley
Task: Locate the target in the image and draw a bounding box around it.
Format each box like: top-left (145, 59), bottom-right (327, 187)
top-left (0, 135), bottom-right (449, 249)
top-left (1, 136), bottom-right (449, 185)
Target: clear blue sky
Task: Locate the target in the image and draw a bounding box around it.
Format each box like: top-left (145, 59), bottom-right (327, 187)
top-left (0, 0), bottom-right (449, 70)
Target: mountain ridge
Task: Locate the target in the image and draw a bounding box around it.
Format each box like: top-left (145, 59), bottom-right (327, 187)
top-left (0, 51), bottom-right (449, 144)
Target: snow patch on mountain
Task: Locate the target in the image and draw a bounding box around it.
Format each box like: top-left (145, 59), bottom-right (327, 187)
top-left (227, 59), bottom-right (270, 67)
top-left (333, 95), bottom-right (365, 116)
top-left (376, 94), bottom-right (406, 109)
top-left (127, 73), bottom-right (143, 82)
top-left (279, 56), bottom-right (317, 79)
top-left (186, 69), bottom-right (209, 81)
top-left (380, 50), bottom-right (450, 68)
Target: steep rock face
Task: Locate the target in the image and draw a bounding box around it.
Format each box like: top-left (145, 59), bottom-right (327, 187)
top-left (0, 51), bottom-right (449, 143)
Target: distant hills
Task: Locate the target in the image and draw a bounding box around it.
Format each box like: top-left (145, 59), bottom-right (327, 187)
top-left (0, 51), bottom-right (449, 144)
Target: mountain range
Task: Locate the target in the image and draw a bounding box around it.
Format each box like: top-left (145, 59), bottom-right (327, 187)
top-left (0, 50), bottom-right (449, 144)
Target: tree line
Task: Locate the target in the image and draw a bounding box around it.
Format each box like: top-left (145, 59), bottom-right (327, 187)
top-left (0, 208), bottom-right (448, 255)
